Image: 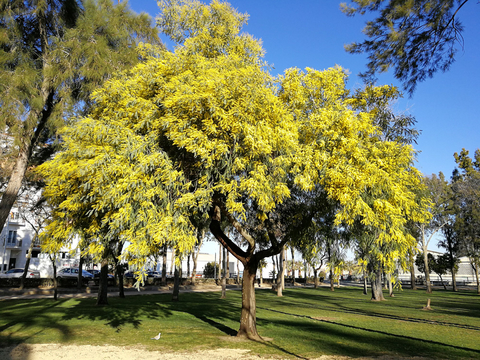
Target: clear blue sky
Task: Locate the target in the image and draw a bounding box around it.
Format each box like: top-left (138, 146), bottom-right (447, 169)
top-left (129, 1), bottom-right (479, 255)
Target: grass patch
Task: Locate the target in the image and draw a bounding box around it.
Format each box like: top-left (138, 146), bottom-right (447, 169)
top-left (1, 286), bottom-right (480, 358)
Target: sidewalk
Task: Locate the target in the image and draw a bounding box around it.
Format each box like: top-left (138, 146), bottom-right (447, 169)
top-left (0, 283), bottom-right (239, 301)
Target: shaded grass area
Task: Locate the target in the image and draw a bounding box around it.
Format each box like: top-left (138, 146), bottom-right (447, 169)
top-left (1, 287), bottom-right (480, 359)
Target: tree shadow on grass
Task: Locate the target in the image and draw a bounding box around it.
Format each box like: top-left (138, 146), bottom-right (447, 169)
top-left (276, 287), bottom-right (480, 327)
top-left (195, 315), bottom-right (237, 336)
top-left (256, 313), bottom-right (480, 359)
top-left (55, 291), bottom-right (241, 335)
top-left (0, 298), bottom-right (73, 347)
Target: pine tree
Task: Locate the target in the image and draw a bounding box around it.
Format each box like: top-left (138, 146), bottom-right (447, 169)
top-left (0, 0), bottom-right (159, 233)
top-left (343, 0), bottom-right (473, 95)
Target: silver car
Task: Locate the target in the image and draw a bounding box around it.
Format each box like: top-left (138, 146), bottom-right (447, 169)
top-left (0, 268), bottom-right (40, 278)
top-left (57, 267), bottom-right (94, 285)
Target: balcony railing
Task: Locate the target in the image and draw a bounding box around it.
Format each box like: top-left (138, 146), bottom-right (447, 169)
top-left (5, 239), bottom-right (22, 249)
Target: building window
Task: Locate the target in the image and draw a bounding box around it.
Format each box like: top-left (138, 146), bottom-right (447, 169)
top-left (7, 230), bottom-right (17, 245)
top-left (10, 212), bottom-right (20, 221)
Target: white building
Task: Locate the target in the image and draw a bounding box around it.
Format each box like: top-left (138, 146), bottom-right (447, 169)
top-left (0, 207), bottom-right (81, 277)
top-left (1, 209), bottom-right (37, 272)
top-left (397, 250), bottom-right (478, 284)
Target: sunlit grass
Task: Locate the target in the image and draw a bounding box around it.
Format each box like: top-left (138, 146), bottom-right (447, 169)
top-left (1, 286), bottom-right (480, 358)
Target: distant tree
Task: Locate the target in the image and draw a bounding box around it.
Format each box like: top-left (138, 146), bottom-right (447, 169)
top-left (349, 85), bottom-right (426, 300)
top-left (203, 261), bottom-right (220, 278)
top-left (416, 173), bottom-right (451, 293)
top-left (257, 259), bottom-right (267, 287)
top-left (439, 223), bottom-right (461, 291)
top-left (276, 246), bottom-right (286, 297)
top-left (431, 253), bottom-right (456, 290)
top-left (342, 0), bottom-right (474, 95)
top-left (19, 195), bottom-right (50, 290)
top-left (452, 148), bottom-right (480, 293)
top-left (415, 252), bottom-right (435, 277)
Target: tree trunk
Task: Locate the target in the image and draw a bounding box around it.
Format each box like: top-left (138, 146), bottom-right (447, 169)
top-left (0, 90), bottom-right (54, 232)
top-left (423, 250), bottom-right (432, 293)
top-left (187, 252), bottom-right (191, 281)
top-left (113, 242), bottom-right (125, 298)
top-left (291, 247), bottom-right (295, 284)
top-left (444, 227), bottom-right (457, 292)
top-left (218, 244), bottom-right (222, 280)
top-left (116, 260), bottom-right (125, 298)
top-left (237, 261), bottom-right (261, 340)
top-left (20, 238), bottom-right (36, 290)
top-left (410, 258), bottom-right (417, 290)
top-left (227, 250), bottom-right (230, 279)
top-left (172, 263), bottom-right (180, 301)
top-left (236, 259), bottom-right (240, 284)
top-left (221, 247), bottom-right (226, 299)
top-left (329, 266), bottom-right (335, 291)
top-left (77, 254), bottom-right (84, 289)
top-left (96, 257), bottom-right (109, 306)
top-left (387, 273), bottom-right (394, 297)
top-left (313, 267), bottom-right (319, 288)
top-left (162, 244), bottom-right (167, 286)
top-left (475, 263), bottom-right (480, 295)
top-left (169, 250), bottom-right (175, 277)
top-left (451, 266), bottom-right (457, 292)
top-left (439, 275), bottom-right (447, 290)
top-left (271, 256), bottom-right (276, 280)
top-left (371, 266), bottom-right (385, 301)
top-left (52, 257), bottom-right (58, 300)
top-left (0, 150), bottom-right (29, 233)
top-left (363, 270), bottom-right (368, 295)
top-left (276, 246), bottom-right (284, 297)
top-left (191, 232), bottom-right (203, 286)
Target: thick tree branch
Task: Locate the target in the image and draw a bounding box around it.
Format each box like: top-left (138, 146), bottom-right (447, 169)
top-left (209, 205), bottom-right (248, 263)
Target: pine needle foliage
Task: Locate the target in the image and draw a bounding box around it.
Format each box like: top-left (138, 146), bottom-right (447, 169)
top-left (0, 0), bottom-right (160, 234)
top-left (342, 0), bottom-right (472, 95)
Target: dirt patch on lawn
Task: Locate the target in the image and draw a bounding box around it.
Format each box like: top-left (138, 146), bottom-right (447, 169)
top-left (0, 344), bottom-right (434, 360)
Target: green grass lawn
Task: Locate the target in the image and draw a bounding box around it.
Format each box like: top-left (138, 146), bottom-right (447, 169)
top-left (1, 286), bottom-right (480, 359)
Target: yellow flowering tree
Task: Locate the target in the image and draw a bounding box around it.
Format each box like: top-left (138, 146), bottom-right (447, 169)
top-left (39, 0), bottom-right (428, 339)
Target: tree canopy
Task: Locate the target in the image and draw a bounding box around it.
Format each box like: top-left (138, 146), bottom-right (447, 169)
top-left (39, 0), bottom-right (429, 339)
top-left (0, 0), bottom-right (159, 236)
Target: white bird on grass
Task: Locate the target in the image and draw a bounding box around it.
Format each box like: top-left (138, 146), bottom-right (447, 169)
top-left (151, 333), bottom-right (161, 340)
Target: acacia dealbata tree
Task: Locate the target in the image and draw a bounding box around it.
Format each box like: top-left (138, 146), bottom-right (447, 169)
top-left (0, 0), bottom-right (159, 234)
top-left (39, 0), bottom-right (429, 340)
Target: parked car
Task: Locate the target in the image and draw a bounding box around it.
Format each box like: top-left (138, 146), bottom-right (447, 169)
top-left (147, 271), bottom-right (162, 278)
top-left (87, 269), bottom-right (115, 286)
top-left (57, 268), bottom-right (94, 285)
top-left (0, 268), bottom-right (40, 278)
top-left (124, 271), bottom-right (135, 278)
